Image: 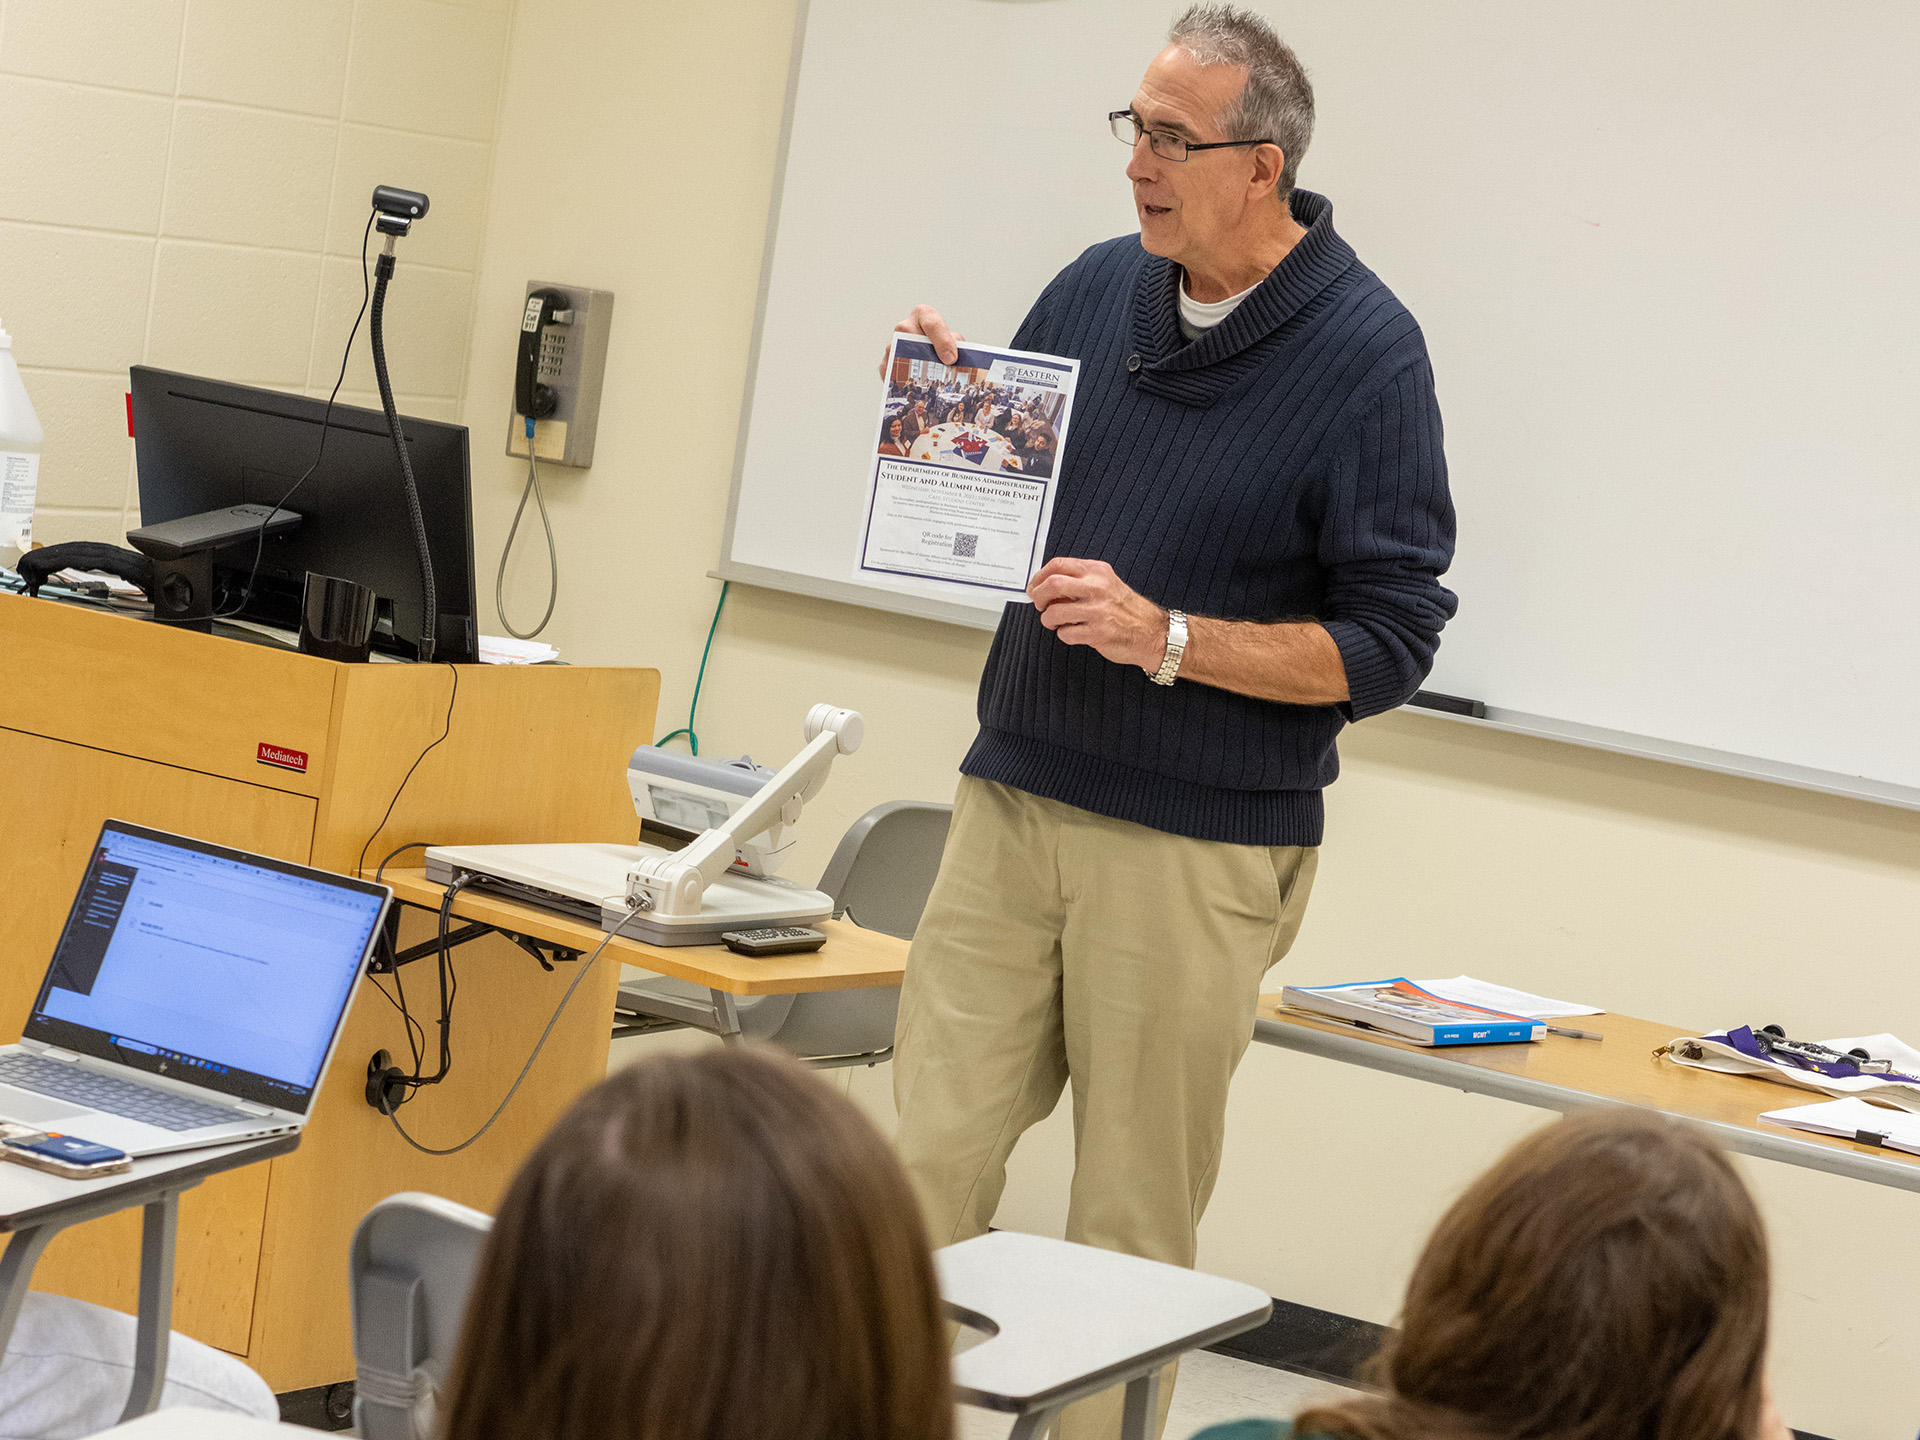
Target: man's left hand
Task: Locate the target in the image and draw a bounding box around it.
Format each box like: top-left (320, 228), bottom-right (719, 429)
top-left (1027, 557), bottom-right (1166, 672)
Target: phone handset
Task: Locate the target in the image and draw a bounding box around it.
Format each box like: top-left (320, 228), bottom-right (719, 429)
top-left (515, 288), bottom-right (571, 422)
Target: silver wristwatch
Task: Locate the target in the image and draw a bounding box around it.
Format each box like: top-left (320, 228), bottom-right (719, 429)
top-left (1149, 609), bottom-right (1188, 686)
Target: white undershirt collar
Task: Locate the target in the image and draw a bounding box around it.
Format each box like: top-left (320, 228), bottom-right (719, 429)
top-left (1177, 274), bottom-right (1262, 342)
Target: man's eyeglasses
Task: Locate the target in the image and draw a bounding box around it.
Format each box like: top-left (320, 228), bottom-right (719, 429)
top-left (1109, 110), bottom-right (1275, 163)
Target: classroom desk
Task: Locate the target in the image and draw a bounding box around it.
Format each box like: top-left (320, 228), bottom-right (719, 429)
top-left (0, 1135), bottom-right (296, 1423)
top-left (1254, 1002), bottom-right (1920, 1194)
top-left (376, 869), bottom-right (909, 1036)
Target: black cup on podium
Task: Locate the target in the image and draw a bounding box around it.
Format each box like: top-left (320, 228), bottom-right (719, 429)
top-left (299, 572), bottom-right (377, 663)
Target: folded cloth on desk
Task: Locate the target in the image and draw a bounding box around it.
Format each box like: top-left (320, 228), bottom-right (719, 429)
top-left (1659, 1028), bottom-right (1920, 1112)
top-left (1758, 1096), bottom-right (1920, 1154)
top-left (16, 542), bottom-right (152, 600)
top-left (1413, 975), bottom-right (1603, 1020)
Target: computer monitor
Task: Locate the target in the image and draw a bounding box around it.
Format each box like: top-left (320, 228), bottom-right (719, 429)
top-left (129, 367), bottom-right (478, 663)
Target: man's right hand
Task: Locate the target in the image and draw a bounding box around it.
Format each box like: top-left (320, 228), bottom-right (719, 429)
top-left (878, 305), bottom-right (965, 377)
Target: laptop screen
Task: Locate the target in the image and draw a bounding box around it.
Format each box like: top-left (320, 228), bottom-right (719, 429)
top-left (24, 821), bottom-right (389, 1116)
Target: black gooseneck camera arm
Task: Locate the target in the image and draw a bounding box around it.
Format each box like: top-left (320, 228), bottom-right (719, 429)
top-left (368, 184), bottom-right (439, 663)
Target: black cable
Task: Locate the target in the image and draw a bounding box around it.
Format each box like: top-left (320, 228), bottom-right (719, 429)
top-left (411, 872), bottom-right (472, 1090)
top-left (371, 935), bottom-right (428, 1075)
top-left (354, 663), bottom-right (458, 884)
top-left (369, 247), bottom-right (439, 663)
top-left (373, 840), bottom-right (434, 885)
top-left (351, 670), bottom-right (456, 1080)
top-left (373, 874), bottom-right (469, 1104)
top-left (149, 211), bottom-right (376, 629)
top-left (367, 959), bottom-right (426, 1067)
top-left (377, 904), bottom-right (643, 1156)
top-left (390, 940), bottom-right (425, 1074)
top-left (364, 839), bottom-right (438, 1067)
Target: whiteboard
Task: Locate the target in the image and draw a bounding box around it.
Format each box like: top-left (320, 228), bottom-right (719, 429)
top-left (720, 0), bottom-right (1920, 801)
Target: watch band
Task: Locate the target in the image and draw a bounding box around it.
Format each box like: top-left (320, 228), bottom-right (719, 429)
top-left (1150, 609), bottom-right (1188, 686)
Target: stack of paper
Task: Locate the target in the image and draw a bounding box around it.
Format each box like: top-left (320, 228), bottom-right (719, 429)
top-left (1759, 1097), bottom-right (1920, 1155)
top-left (54, 568), bottom-right (149, 604)
top-left (479, 634), bottom-right (559, 665)
top-left (1413, 976), bottom-right (1604, 1021)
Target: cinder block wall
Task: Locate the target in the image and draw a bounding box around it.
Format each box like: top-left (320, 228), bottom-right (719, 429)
top-left (0, 0), bottom-right (511, 546)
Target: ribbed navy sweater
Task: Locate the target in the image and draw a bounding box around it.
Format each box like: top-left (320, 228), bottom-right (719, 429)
top-left (961, 191), bottom-right (1457, 846)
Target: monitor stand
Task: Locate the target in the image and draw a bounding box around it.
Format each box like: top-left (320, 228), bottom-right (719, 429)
top-left (126, 505), bottom-right (301, 633)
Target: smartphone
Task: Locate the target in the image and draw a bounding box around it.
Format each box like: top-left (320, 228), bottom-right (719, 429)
top-left (0, 1131), bottom-right (131, 1178)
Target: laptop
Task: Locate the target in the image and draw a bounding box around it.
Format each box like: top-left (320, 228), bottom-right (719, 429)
top-left (0, 820), bottom-right (391, 1157)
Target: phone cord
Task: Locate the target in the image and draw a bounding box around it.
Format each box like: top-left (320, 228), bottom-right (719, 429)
top-left (494, 423), bottom-right (557, 639)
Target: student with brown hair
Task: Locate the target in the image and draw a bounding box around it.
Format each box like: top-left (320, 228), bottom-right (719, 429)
top-left (1199, 1109), bottom-right (1792, 1440)
top-left (439, 1044), bottom-right (954, 1440)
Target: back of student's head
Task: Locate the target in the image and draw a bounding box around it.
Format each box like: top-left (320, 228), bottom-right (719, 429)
top-left (1296, 1109), bottom-right (1768, 1440)
top-left (440, 1043), bottom-right (954, 1440)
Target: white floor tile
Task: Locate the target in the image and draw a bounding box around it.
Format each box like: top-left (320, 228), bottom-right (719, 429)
top-left (1166, 1350), bottom-right (1361, 1432)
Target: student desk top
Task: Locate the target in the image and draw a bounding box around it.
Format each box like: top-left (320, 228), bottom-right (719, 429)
top-left (0, 1134), bottom-right (297, 1423)
top-left (1254, 1002), bottom-right (1920, 1194)
top-left (376, 868), bottom-right (909, 997)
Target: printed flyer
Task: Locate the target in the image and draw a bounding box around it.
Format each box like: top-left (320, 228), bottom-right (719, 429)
top-left (857, 334), bottom-right (1078, 602)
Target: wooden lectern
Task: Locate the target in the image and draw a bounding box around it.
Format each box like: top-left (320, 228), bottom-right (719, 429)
top-left (0, 593), bottom-right (658, 1390)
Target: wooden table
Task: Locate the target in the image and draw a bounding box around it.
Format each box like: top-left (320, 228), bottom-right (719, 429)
top-left (376, 869), bottom-right (909, 1037)
top-left (1254, 1002), bottom-right (1920, 1193)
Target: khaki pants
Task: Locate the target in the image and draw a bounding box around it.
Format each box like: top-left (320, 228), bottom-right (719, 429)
top-left (894, 777), bottom-right (1318, 1440)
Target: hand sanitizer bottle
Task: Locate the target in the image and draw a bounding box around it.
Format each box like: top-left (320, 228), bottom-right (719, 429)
top-left (0, 319), bottom-right (44, 572)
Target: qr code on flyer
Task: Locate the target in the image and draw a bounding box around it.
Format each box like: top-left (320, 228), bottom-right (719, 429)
top-left (953, 533), bottom-right (978, 558)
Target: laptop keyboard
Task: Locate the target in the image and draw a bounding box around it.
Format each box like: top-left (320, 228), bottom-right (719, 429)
top-left (0, 1053), bottom-right (242, 1132)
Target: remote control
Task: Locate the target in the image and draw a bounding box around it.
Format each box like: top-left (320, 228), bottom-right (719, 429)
top-left (721, 926), bottom-right (828, 956)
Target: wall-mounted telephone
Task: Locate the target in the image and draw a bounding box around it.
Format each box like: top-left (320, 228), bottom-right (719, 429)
top-left (515, 287), bottom-right (568, 422)
top-left (507, 280), bottom-right (614, 468)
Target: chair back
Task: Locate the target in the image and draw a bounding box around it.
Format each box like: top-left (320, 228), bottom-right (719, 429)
top-left (613, 801), bottom-right (952, 1061)
top-left (816, 800), bottom-right (952, 938)
top-left (767, 801), bottom-right (951, 1060)
top-left (350, 1193), bottom-right (494, 1440)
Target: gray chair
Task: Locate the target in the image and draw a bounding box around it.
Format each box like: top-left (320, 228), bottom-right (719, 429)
top-left (349, 1193), bottom-right (494, 1440)
top-left (614, 799), bottom-right (951, 1065)
top-left (937, 1230), bottom-right (1273, 1440)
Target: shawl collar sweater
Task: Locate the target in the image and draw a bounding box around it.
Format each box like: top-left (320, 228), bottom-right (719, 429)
top-left (960, 191), bottom-right (1458, 846)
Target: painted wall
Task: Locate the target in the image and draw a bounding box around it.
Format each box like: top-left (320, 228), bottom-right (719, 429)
top-left (0, 0), bottom-right (512, 545)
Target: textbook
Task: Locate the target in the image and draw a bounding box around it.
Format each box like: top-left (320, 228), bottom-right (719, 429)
top-left (1279, 978), bottom-right (1545, 1047)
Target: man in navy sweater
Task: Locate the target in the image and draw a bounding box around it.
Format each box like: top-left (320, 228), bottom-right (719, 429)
top-left (892, 10), bottom-right (1455, 1429)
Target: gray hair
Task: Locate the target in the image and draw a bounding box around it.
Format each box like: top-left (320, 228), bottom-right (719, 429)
top-left (1168, 5), bottom-right (1315, 202)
